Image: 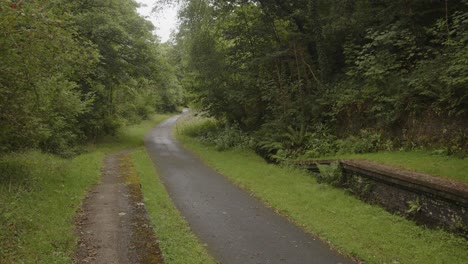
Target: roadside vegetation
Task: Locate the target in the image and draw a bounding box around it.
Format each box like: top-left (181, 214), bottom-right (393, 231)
top-left (176, 119), bottom-right (468, 264)
top-left (174, 0), bottom-right (467, 160)
top-left (132, 148), bottom-right (215, 264)
top-left (0, 114), bottom-right (176, 262)
top-left (1, 0), bottom-right (467, 262)
top-left (0, 151), bottom-right (102, 263)
top-left (178, 112), bottom-right (468, 182)
top-left (314, 151), bottom-right (468, 183)
top-left (1, 0), bottom-right (183, 157)
top-left (1, 0), bottom-right (190, 261)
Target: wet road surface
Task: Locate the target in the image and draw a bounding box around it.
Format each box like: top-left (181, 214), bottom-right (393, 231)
top-left (144, 114), bottom-right (354, 264)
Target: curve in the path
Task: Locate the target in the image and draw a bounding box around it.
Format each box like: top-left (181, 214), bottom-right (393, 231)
top-left (144, 114), bottom-right (354, 264)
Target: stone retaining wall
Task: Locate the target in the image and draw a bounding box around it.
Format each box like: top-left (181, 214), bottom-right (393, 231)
top-left (296, 159), bottom-right (468, 236)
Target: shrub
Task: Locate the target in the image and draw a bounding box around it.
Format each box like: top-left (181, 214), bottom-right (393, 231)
top-left (181, 119), bottom-right (219, 138)
top-left (336, 130), bottom-right (383, 155)
top-left (304, 125), bottom-right (338, 158)
top-left (181, 120), bottom-right (255, 151)
top-left (316, 162), bottom-right (343, 187)
top-left (210, 124), bottom-right (255, 151)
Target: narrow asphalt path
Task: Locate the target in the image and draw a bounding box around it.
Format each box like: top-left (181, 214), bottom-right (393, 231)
top-left (144, 114), bottom-right (354, 264)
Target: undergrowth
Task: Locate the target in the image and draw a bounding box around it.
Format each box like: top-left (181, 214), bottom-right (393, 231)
top-left (316, 162), bottom-right (343, 186)
top-left (179, 113), bottom-right (466, 182)
top-left (0, 151), bottom-right (102, 263)
top-left (176, 119), bottom-right (468, 264)
top-left (0, 113), bottom-right (172, 263)
top-left (176, 113), bottom-right (254, 151)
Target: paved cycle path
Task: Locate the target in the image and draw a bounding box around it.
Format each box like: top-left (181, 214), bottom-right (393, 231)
top-left (144, 114), bottom-right (354, 264)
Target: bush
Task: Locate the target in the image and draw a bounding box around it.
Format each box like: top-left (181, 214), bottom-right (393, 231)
top-left (181, 119), bottom-right (219, 138)
top-left (183, 117), bottom-right (388, 161)
top-left (180, 120), bottom-right (255, 151)
top-left (336, 130), bottom-right (383, 154)
top-left (316, 162), bottom-right (343, 187)
top-left (210, 124), bottom-right (255, 151)
top-left (304, 124), bottom-right (337, 158)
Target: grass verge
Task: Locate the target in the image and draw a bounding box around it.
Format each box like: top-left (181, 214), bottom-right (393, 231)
top-left (314, 151), bottom-right (468, 182)
top-left (132, 148), bottom-right (215, 264)
top-left (0, 151), bottom-right (103, 263)
top-left (91, 114), bottom-right (172, 152)
top-left (176, 120), bottom-right (468, 264)
top-left (0, 113), bottom-right (173, 263)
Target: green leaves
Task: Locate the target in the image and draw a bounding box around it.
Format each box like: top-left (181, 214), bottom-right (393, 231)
top-left (176, 0), bottom-right (467, 157)
top-left (0, 0), bottom-right (183, 156)
top-left (0, 0), bottom-right (97, 154)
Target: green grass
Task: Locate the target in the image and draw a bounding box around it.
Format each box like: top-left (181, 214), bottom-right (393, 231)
top-left (176, 122), bottom-right (468, 264)
top-left (132, 148), bottom-right (215, 264)
top-left (0, 113), bottom-right (173, 263)
top-left (92, 114), bottom-right (172, 152)
top-left (314, 151), bottom-right (468, 182)
top-left (0, 151), bottom-right (103, 263)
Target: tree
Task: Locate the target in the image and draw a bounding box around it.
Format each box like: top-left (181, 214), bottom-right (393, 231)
top-left (0, 0), bottom-right (183, 155)
top-left (176, 0), bottom-right (468, 155)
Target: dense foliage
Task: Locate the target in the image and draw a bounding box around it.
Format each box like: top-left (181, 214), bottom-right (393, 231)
top-left (0, 0), bottom-right (182, 156)
top-left (175, 0), bottom-right (468, 160)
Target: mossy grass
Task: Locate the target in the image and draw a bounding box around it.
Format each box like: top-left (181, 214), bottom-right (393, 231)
top-left (176, 120), bottom-right (468, 264)
top-left (132, 148), bottom-right (215, 264)
top-left (0, 113), bottom-right (178, 262)
top-left (314, 151), bottom-right (468, 183)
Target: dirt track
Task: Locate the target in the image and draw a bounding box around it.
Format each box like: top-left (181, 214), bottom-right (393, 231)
top-left (74, 150), bottom-right (163, 264)
top-left (144, 114), bottom-right (354, 264)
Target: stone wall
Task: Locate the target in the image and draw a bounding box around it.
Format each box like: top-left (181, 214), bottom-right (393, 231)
top-left (296, 159), bottom-right (468, 236)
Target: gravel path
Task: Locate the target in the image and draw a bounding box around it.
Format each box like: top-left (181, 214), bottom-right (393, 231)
top-left (144, 114), bottom-right (354, 264)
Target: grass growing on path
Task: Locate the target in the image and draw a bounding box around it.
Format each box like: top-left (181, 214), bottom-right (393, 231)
top-left (314, 151), bottom-right (468, 182)
top-left (132, 148), bottom-right (215, 264)
top-left (176, 121), bottom-right (468, 264)
top-left (0, 113), bottom-right (173, 263)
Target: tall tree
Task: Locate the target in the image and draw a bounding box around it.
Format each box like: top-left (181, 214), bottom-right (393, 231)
top-left (176, 0), bottom-right (468, 154)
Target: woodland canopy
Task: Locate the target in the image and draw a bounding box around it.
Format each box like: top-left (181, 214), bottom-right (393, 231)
top-left (175, 0), bottom-right (467, 159)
